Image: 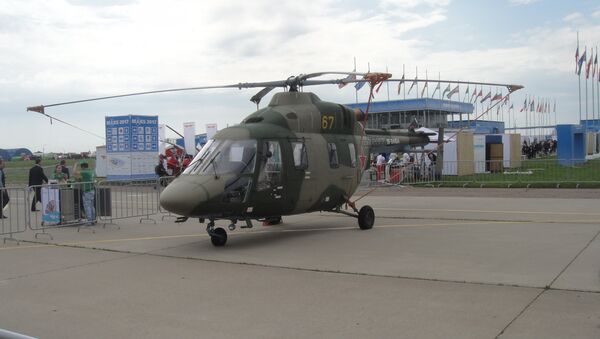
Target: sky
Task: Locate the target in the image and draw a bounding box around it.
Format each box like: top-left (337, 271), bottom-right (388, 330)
top-left (1, 0), bottom-right (600, 153)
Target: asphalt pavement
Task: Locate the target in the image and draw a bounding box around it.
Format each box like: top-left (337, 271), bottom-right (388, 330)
top-left (1, 188), bottom-right (599, 338)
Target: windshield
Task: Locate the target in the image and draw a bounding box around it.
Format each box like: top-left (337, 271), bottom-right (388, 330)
top-left (183, 139), bottom-right (257, 176)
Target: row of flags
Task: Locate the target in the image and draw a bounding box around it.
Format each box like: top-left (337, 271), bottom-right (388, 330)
top-left (339, 71), bottom-right (511, 105)
top-left (575, 46), bottom-right (599, 80)
top-left (519, 98), bottom-right (556, 114)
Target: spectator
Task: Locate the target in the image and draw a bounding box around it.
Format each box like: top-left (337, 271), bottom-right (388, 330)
top-left (53, 165), bottom-right (68, 184)
top-left (28, 158), bottom-right (48, 212)
top-left (74, 162), bottom-right (95, 225)
top-left (0, 159), bottom-right (8, 218)
top-left (60, 159), bottom-right (70, 179)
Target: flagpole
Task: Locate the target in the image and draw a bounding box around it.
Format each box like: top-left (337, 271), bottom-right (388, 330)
top-left (578, 33), bottom-right (582, 125)
top-left (597, 46), bottom-right (600, 127)
top-left (403, 64), bottom-right (406, 100)
top-left (525, 95), bottom-right (528, 139)
top-left (354, 57), bottom-right (358, 104)
top-left (585, 46), bottom-right (589, 131)
top-left (415, 66), bottom-right (419, 101)
top-left (386, 65), bottom-right (390, 102)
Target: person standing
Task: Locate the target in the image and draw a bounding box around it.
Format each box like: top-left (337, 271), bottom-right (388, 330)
top-left (376, 153), bottom-right (386, 181)
top-left (74, 162), bottom-right (95, 225)
top-left (60, 159), bottom-right (70, 180)
top-left (53, 165), bottom-right (68, 184)
top-left (0, 159), bottom-right (8, 218)
top-left (28, 158), bottom-right (48, 212)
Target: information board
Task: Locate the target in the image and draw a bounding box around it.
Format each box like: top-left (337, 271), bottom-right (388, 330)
top-left (105, 115), bottom-right (158, 180)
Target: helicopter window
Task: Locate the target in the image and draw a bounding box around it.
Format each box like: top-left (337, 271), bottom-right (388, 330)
top-left (183, 139), bottom-right (217, 174)
top-left (348, 143), bottom-right (357, 168)
top-left (257, 141), bottom-right (282, 191)
top-left (183, 139), bottom-right (257, 176)
top-left (327, 143), bottom-right (339, 168)
top-left (292, 141), bottom-right (308, 170)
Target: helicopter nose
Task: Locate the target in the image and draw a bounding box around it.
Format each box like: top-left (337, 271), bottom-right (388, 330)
top-left (159, 176), bottom-right (209, 216)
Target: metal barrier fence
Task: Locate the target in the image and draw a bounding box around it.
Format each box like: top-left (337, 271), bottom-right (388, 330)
top-left (96, 178), bottom-right (160, 224)
top-left (365, 159), bottom-right (600, 187)
top-left (0, 187), bottom-right (29, 242)
top-left (27, 182), bottom-right (96, 238)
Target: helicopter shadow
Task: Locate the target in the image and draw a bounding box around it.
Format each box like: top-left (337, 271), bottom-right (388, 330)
top-left (221, 223), bottom-right (361, 250)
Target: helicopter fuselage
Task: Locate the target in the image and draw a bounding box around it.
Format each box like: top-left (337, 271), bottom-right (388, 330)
top-left (159, 91), bottom-right (428, 220)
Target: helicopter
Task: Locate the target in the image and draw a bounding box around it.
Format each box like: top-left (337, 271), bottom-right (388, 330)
top-left (27, 71), bottom-right (523, 246)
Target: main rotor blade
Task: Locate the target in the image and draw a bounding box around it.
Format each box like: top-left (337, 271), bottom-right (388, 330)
top-left (388, 78), bottom-right (524, 93)
top-left (250, 87), bottom-right (275, 105)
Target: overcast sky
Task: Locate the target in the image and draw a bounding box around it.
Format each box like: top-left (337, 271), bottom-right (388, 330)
top-left (2, 0), bottom-right (600, 153)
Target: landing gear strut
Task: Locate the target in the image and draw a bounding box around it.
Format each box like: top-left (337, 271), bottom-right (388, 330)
top-left (333, 201), bottom-right (376, 230)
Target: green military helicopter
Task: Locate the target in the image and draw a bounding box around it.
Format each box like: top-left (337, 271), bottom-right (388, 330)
top-left (28, 71), bottom-right (522, 246)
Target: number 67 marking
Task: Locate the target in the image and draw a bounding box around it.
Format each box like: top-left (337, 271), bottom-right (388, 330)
top-left (321, 115), bottom-right (334, 129)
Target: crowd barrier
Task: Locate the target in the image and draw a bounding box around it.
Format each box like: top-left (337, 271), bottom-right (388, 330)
top-left (96, 178), bottom-right (160, 224)
top-left (365, 158), bottom-right (600, 187)
top-left (0, 177), bottom-right (178, 241)
top-left (0, 187), bottom-right (29, 242)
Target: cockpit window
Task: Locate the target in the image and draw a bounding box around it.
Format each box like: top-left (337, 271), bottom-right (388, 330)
top-left (183, 139), bottom-right (257, 176)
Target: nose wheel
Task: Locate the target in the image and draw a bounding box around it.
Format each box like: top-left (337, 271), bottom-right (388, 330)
top-left (358, 205), bottom-right (375, 230)
top-left (210, 227), bottom-right (227, 246)
top-left (207, 221), bottom-right (228, 247)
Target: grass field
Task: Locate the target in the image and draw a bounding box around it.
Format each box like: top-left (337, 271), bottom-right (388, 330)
top-left (3, 158), bottom-right (96, 185)
top-left (422, 158), bottom-right (600, 187)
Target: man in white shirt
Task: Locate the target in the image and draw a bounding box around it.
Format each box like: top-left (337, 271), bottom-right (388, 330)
top-left (376, 154), bottom-right (386, 181)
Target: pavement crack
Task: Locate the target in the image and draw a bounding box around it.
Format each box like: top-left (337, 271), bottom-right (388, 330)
top-left (0, 245), bottom-right (143, 284)
top-left (495, 227), bottom-right (600, 338)
top-left (495, 289), bottom-right (546, 338)
top-left (548, 228), bottom-right (600, 288)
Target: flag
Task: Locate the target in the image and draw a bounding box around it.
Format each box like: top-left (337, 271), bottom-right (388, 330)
top-left (474, 89), bottom-right (483, 103)
top-left (491, 92), bottom-right (503, 102)
top-left (397, 73), bottom-right (405, 94)
top-left (553, 101), bottom-right (556, 113)
top-left (338, 73), bottom-right (356, 89)
top-left (471, 87), bottom-right (478, 102)
top-left (441, 84), bottom-right (451, 97)
top-left (530, 99), bottom-right (534, 111)
top-left (447, 85), bottom-right (459, 99)
top-left (586, 50), bottom-right (593, 79)
top-left (355, 81), bottom-right (366, 91)
top-left (431, 82), bottom-right (441, 97)
top-left (575, 45), bottom-right (580, 74)
top-left (480, 91), bottom-right (491, 103)
top-left (509, 103), bottom-right (514, 110)
top-left (594, 53), bottom-right (598, 79)
top-left (577, 49), bottom-right (586, 76)
top-left (520, 99), bottom-right (527, 112)
top-left (463, 86), bottom-right (470, 101)
top-left (421, 80), bottom-right (428, 98)
top-left (407, 77), bottom-right (417, 95)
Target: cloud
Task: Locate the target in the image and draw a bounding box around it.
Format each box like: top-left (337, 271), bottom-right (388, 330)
top-left (563, 12), bottom-right (583, 22)
top-left (508, 0), bottom-right (540, 5)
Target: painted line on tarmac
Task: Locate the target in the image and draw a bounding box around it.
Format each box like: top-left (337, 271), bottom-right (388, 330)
top-left (376, 207), bottom-right (600, 216)
top-left (0, 221), bottom-right (509, 251)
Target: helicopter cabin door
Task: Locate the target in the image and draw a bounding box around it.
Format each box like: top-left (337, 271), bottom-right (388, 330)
top-left (252, 140), bottom-right (287, 216)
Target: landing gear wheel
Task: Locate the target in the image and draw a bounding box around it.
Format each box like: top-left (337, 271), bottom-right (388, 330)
top-left (265, 216), bottom-right (282, 225)
top-left (358, 205), bottom-right (375, 230)
top-left (210, 227), bottom-right (227, 247)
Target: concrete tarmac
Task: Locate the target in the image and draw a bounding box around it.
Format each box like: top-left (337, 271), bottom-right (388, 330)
top-left (1, 188), bottom-right (599, 338)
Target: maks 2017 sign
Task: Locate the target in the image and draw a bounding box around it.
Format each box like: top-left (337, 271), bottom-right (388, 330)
top-left (105, 115), bottom-right (158, 180)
